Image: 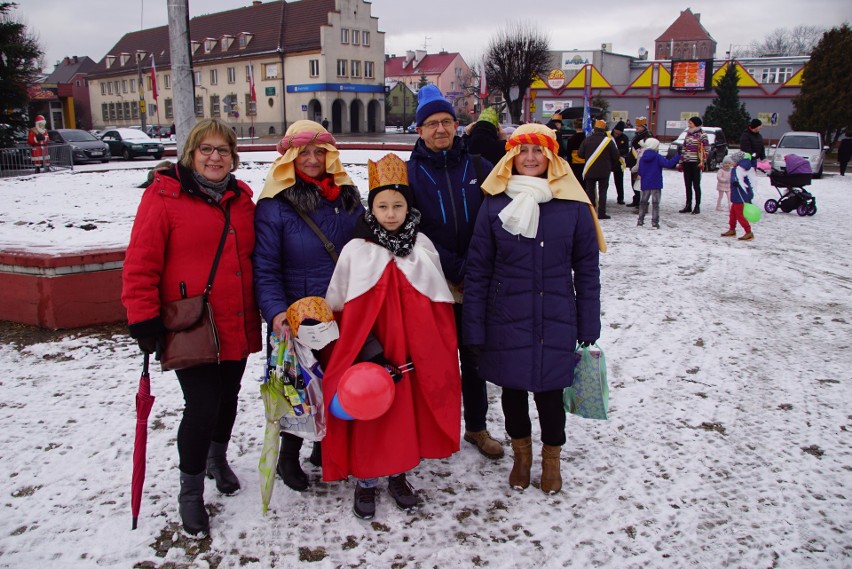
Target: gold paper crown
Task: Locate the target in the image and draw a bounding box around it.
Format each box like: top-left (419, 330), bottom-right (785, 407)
top-left (635, 117), bottom-right (647, 127)
top-left (368, 154), bottom-right (409, 191)
top-left (594, 119), bottom-right (607, 129)
top-left (286, 296), bottom-right (335, 336)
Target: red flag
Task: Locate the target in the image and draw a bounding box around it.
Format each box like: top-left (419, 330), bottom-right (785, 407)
top-left (480, 65), bottom-right (488, 100)
top-left (150, 55), bottom-right (158, 101)
top-left (249, 64), bottom-right (257, 102)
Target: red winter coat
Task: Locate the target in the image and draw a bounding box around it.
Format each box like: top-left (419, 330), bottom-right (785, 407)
top-left (122, 164), bottom-right (262, 361)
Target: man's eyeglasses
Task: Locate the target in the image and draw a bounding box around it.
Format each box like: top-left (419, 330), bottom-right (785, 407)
top-left (421, 118), bottom-right (455, 130)
top-left (197, 144), bottom-right (231, 157)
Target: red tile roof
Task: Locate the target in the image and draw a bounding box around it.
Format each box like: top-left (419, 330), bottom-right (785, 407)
top-left (655, 8), bottom-right (716, 42)
top-left (385, 52), bottom-right (459, 77)
top-left (89, 0), bottom-right (335, 79)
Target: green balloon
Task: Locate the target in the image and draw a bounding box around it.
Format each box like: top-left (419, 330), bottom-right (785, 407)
top-left (743, 203), bottom-right (762, 223)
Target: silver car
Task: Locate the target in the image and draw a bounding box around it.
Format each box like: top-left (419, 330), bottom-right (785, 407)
top-left (770, 131), bottom-right (827, 178)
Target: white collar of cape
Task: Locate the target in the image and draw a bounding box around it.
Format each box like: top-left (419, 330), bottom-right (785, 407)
top-left (325, 232), bottom-right (454, 311)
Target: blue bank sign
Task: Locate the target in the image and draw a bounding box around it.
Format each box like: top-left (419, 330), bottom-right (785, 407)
top-left (286, 83), bottom-right (385, 94)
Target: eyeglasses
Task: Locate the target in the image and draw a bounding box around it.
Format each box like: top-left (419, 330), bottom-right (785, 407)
top-left (197, 144), bottom-right (231, 157)
top-left (421, 118), bottom-right (456, 130)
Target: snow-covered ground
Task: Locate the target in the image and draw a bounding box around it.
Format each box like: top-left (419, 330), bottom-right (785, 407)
top-left (0, 153), bottom-right (850, 568)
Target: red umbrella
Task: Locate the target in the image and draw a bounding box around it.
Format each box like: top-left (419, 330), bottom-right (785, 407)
top-left (131, 353), bottom-right (156, 530)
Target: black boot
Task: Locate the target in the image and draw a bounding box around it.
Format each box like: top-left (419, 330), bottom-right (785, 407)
top-left (206, 440), bottom-right (241, 495)
top-left (179, 470), bottom-right (209, 538)
top-left (309, 441), bottom-right (322, 468)
top-left (691, 205), bottom-right (701, 214)
top-left (679, 204), bottom-right (692, 213)
top-left (277, 434), bottom-right (308, 491)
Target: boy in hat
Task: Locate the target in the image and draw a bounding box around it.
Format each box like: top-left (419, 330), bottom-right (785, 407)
top-left (406, 84), bottom-right (503, 460)
top-left (323, 153), bottom-right (461, 520)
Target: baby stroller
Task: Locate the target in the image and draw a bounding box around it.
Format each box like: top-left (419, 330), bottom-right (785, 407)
top-left (763, 154), bottom-right (816, 217)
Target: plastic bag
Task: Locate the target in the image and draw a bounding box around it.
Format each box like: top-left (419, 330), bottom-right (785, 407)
top-left (563, 343), bottom-right (609, 420)
top-left (267, 330), bottom-right (326, 441)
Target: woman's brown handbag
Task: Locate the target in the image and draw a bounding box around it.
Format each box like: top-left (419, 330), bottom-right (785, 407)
top-left (160, 203), bottom-right (231, 371)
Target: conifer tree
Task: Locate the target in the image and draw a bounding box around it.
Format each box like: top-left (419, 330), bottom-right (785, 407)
top-left (790, 24), bottom-right (852, 146)
top-left (703, 63), bottom-right (750, 147)
top-left (0, 2), bottom-right (43, 146)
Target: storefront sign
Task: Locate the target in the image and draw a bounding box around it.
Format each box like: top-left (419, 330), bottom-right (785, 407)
top-left (547, 69), bottom-right (566, 91)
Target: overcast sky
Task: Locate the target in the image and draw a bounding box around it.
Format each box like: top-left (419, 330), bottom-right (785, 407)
top-left (17, 0), bottom-right (852, 73)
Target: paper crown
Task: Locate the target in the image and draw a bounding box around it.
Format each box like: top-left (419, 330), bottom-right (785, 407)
top-left (368, 153), bottom-right (409, 191)
top-left (594, 119), bottom-right (607, 129)
top-left (635, 117), bottom-right (647, 127)
top-left (286, 296), bottom-right (335, 336)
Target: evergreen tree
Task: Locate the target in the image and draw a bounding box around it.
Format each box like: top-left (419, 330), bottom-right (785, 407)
top-left (0, 2), bottom-right (43, 146)
top-left (790, 24), bottom-right (852, 146)
top-left (703, 63), bottom-right (750, 146)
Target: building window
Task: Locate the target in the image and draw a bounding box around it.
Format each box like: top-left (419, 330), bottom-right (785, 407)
top-left (114, 80), bottom-right (121, 94)
top-left (365, 61), bottom-right (374, 79)
top-left (101, 83), bottom-right (106, 95)
top-left (245, 65), bottom-right (253, 82)
top-left (221, 36), bottom-right (233, 51)
top-left (362, 31), bottom-right (370, 46)
top-left (245, 94), bottom-right (257, 116)
top-left (352, 30), bottom-right (360, 46)
top-left (223, 94), bottom-right (237, 115)
top-left (337, 59), bottom-right (347, 77)
top-left (165, 98), bottom-right (173, 119)
top-left (191, 41), bottom-right (201, 54)
top-left (194, 96), bottom-right (204, 117)
top-left (227, 66), bottom-right (236, 84)
top-left (122, 80), bottom-right (128, 93)
top-left (204, 38), bottom-right (216, 53)
top-left (309, 59), bottom-right (320, 77)
top-left (148, 103), bottom-right (156, 117)
top-left (238, 33), bottom-right (252, 49)
top-left (105, 55), bottom-right (115, 68)
top-left (108, 102), bottom-right (117, 121)
top-left (351, 60), bottom-right (361, 78)
top-left (263, 63), bottom-right (279, 80)
top-left (761, 67), bottom-right (793, 84)
top-left (123, 101), bottom-right (131, 119)
top-left (130, 78), bottom-right (136, 93)
top-left (107, 82), bottom-right (113, 95)
top-left (164, 74), bottom-right (170, 89)
top-left (210, 95), bottom-right (220, 117)
top-left (131, 101), bottom-right (138, 119)
top-left (341, 28), bottom-right (349, 44)
top-left (117, 103), bottom-right (124, 120)
top-left (194, 71), bottom-right (201, 85)
top-left (101, 103), bottom-right (108, 121)
top-left (210, 69), bottom-right (218, 85)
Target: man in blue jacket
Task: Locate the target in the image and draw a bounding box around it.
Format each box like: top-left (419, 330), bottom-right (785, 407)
top-left (406, 84), bottom-right (503, 460)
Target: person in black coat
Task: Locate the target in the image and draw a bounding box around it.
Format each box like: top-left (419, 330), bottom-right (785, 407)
top-left (610, 121), bottom-right (630, 204)
top-left (565, 117), bottom-right (587, 187)
top-left (467, 107), bottom-right (507, 166)
top-left (578, 119), bottom-right (621, 219)
top-left (739, 119), bottom-right (766, 167)
top-left (837, 131), bottom-right (852, 176)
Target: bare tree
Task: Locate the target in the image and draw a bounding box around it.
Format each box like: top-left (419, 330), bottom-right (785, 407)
top-left (484, 21), bottom-right (550, 124)
top-left (737, 25), bottom-right (825, 57)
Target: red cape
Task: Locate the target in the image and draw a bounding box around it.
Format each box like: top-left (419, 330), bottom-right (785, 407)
top-left (322, 263), bottom-right (461, 481)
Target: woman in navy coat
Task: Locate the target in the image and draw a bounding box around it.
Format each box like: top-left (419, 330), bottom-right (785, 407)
top-left (253, 120), bottom-right (364, 491)
top-left (463, 124), bottom-right (605, 494)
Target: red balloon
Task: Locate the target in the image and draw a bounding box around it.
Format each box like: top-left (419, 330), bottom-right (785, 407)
top-left (336, 362), bottom-right (395, 421)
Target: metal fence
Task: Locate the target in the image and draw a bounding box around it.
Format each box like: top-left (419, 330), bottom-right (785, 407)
top-left (0, 144), bottom-right (74, 178)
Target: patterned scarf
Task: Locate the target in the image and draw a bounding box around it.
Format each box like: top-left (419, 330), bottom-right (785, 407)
top-left (295, 169), bottom-right (341, 202)
top-left (191, 170), bottom-right (232, 202)
top-left (360, 209), bottom-right (421, 257)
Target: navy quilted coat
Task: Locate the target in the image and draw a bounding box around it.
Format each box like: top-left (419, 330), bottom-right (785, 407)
top-left (252, 181), bottom-right (364, 323)
top-left (463, 194), bottom-right (601, 392)
top-left (406, 137), bottom-right (492, 284)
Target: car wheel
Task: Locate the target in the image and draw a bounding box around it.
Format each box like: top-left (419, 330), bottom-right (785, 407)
top-left (153, 154), bottom-right (163, 160)
top-left (764, 199), bottom-right (778, 214)
top-left (101, 159), bottom-right (110, 163)
top-left (123, 148), bottom-right (132, 161)
top-left (813, 165), bottom-right (823, 179)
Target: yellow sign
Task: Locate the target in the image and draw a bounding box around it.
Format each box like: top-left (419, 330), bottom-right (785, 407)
top-left (139, 100), bottom-right (146, 113)
top-left (547, 69), bottom-right (567, 90)
top-left (680, 112), bottom-right (698, 121)
top-left (530, 103), bottom-right (536, 113)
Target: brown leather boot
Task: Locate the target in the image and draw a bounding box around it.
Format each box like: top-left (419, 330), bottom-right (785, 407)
top-left (463, 430), bottom-right (504, 459)
top-left (508, 437), bottom-right (533, 490)
top-left (540, 444), bottom-right (562, 494)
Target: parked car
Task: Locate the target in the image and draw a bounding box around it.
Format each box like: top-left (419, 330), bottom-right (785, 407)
top-left (770, 131), bottom-right (827, 178)
top-left (623, 128), bottom-right (637, 145)
top-left (666, 126), bottom-right (728, 171)
top-left (47, 129), bottom-right (111, 164)
top-left (130, 124), bottom-right (171, 139)
top-left (100, 128), bottom-right (164, 160)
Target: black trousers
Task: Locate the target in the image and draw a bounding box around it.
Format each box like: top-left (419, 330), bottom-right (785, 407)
top-left (682, 162), bottom-right (702, 207)
top-left (175, 359), bottom-right (247, 475)
top-left (613, 168), bottom-right (625, 202)
top-left (501, 387), bottom-right (566, 447)
top-left (454, 303), bottom-right (488, 432)
top-left (584, 177), bottom-right (609, 216)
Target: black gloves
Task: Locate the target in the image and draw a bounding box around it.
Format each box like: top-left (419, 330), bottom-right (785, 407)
top-left (128, 317), bottom-right (168, 361)
top-left (137, 336), bottom-right (164, 360)
top-left (578, 339), bottom-right (596, 348)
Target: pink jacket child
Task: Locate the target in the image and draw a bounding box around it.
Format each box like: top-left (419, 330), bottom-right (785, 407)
top-left (715, 156), bottom-right (733, 211)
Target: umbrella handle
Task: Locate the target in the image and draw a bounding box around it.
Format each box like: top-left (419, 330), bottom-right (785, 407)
top-left (142, 353), bottom-right (150, 376)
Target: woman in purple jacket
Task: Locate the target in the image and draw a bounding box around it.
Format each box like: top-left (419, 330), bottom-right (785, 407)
top-left (463, 124), bottom-right (605, 495)
top-left (253, 120), bottom-right (364, 492)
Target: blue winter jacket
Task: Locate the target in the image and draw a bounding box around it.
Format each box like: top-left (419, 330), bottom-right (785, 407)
top-left (463, 194), bottom-right (601, 392)
top-left (252, 180), bottom-right (364, 323)
top-left (636, 149), bottom-right (680, 191)
top-left (406, 137), bottom-right (492, 284)
top-left (730, 160), bottom-right (756, 204)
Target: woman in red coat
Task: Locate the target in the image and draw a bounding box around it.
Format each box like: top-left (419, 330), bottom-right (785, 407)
top-left (122, 118), bottom-right (261, 537)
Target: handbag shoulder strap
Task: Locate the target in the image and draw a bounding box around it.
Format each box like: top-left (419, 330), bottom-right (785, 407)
top-left (279, 194), bottom-right (339, 263)
top-left (203, 202), bottom-right (231, 296)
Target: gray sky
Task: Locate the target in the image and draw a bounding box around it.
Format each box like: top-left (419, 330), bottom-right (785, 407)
top-left (17, 0), bottom-right (852, 73)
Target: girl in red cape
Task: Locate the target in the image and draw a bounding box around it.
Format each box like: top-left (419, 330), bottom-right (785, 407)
top-left (323, 153), bottom-right (461, 520)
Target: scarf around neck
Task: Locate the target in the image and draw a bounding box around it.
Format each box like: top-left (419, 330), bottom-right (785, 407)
top-left (296, 169), bottom-right (341, 202)
top-left (357, 209), bottom-right (421, 257)
top-left (499, 175), bottom-right (553, 238)
top-left (191, 170), bottom-right (232, 202)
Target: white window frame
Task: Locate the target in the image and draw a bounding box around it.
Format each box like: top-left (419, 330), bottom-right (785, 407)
top-left (350, 60), bottom-right (361, 78)
top-left (337, 59), bottom-right (347, 77)
top-left (341, 28), bottom-right (349, 44)
top-left (362, 31), bottom-right (370, 46)
top-left (309, 59), bottom-right (320, 77)
top-left (263, 63), bottom-right (279, 80)
top-left (227, 67), bottom-right (236, 84)
top-left (210, 69), bottom-right (218, 85)
top-left (365, 61), bottom-right (374, 79)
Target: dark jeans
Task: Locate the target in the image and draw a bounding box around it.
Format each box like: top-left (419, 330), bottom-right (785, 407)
top-left (584, 177), bottom-right (609, 216)
top-left (612, 168), bottom-right (625, 202)
top-left (682, 162), bottom-right (702, 207)
top-left (501, 387), bottom-right (566, 447)
top-left (454, 302), bottom-right (488, 432)
top-left (176, 359), bottom-right (247, 475)
top-left (841, 157), bottom-right (849, 176)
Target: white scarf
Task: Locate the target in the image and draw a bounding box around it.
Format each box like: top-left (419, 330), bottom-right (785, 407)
top-left (498, 175), bottom-right (553, 238)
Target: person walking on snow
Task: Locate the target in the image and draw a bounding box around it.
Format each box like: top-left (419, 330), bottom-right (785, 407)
top-left (721, 151), bottom-right (757, 241)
